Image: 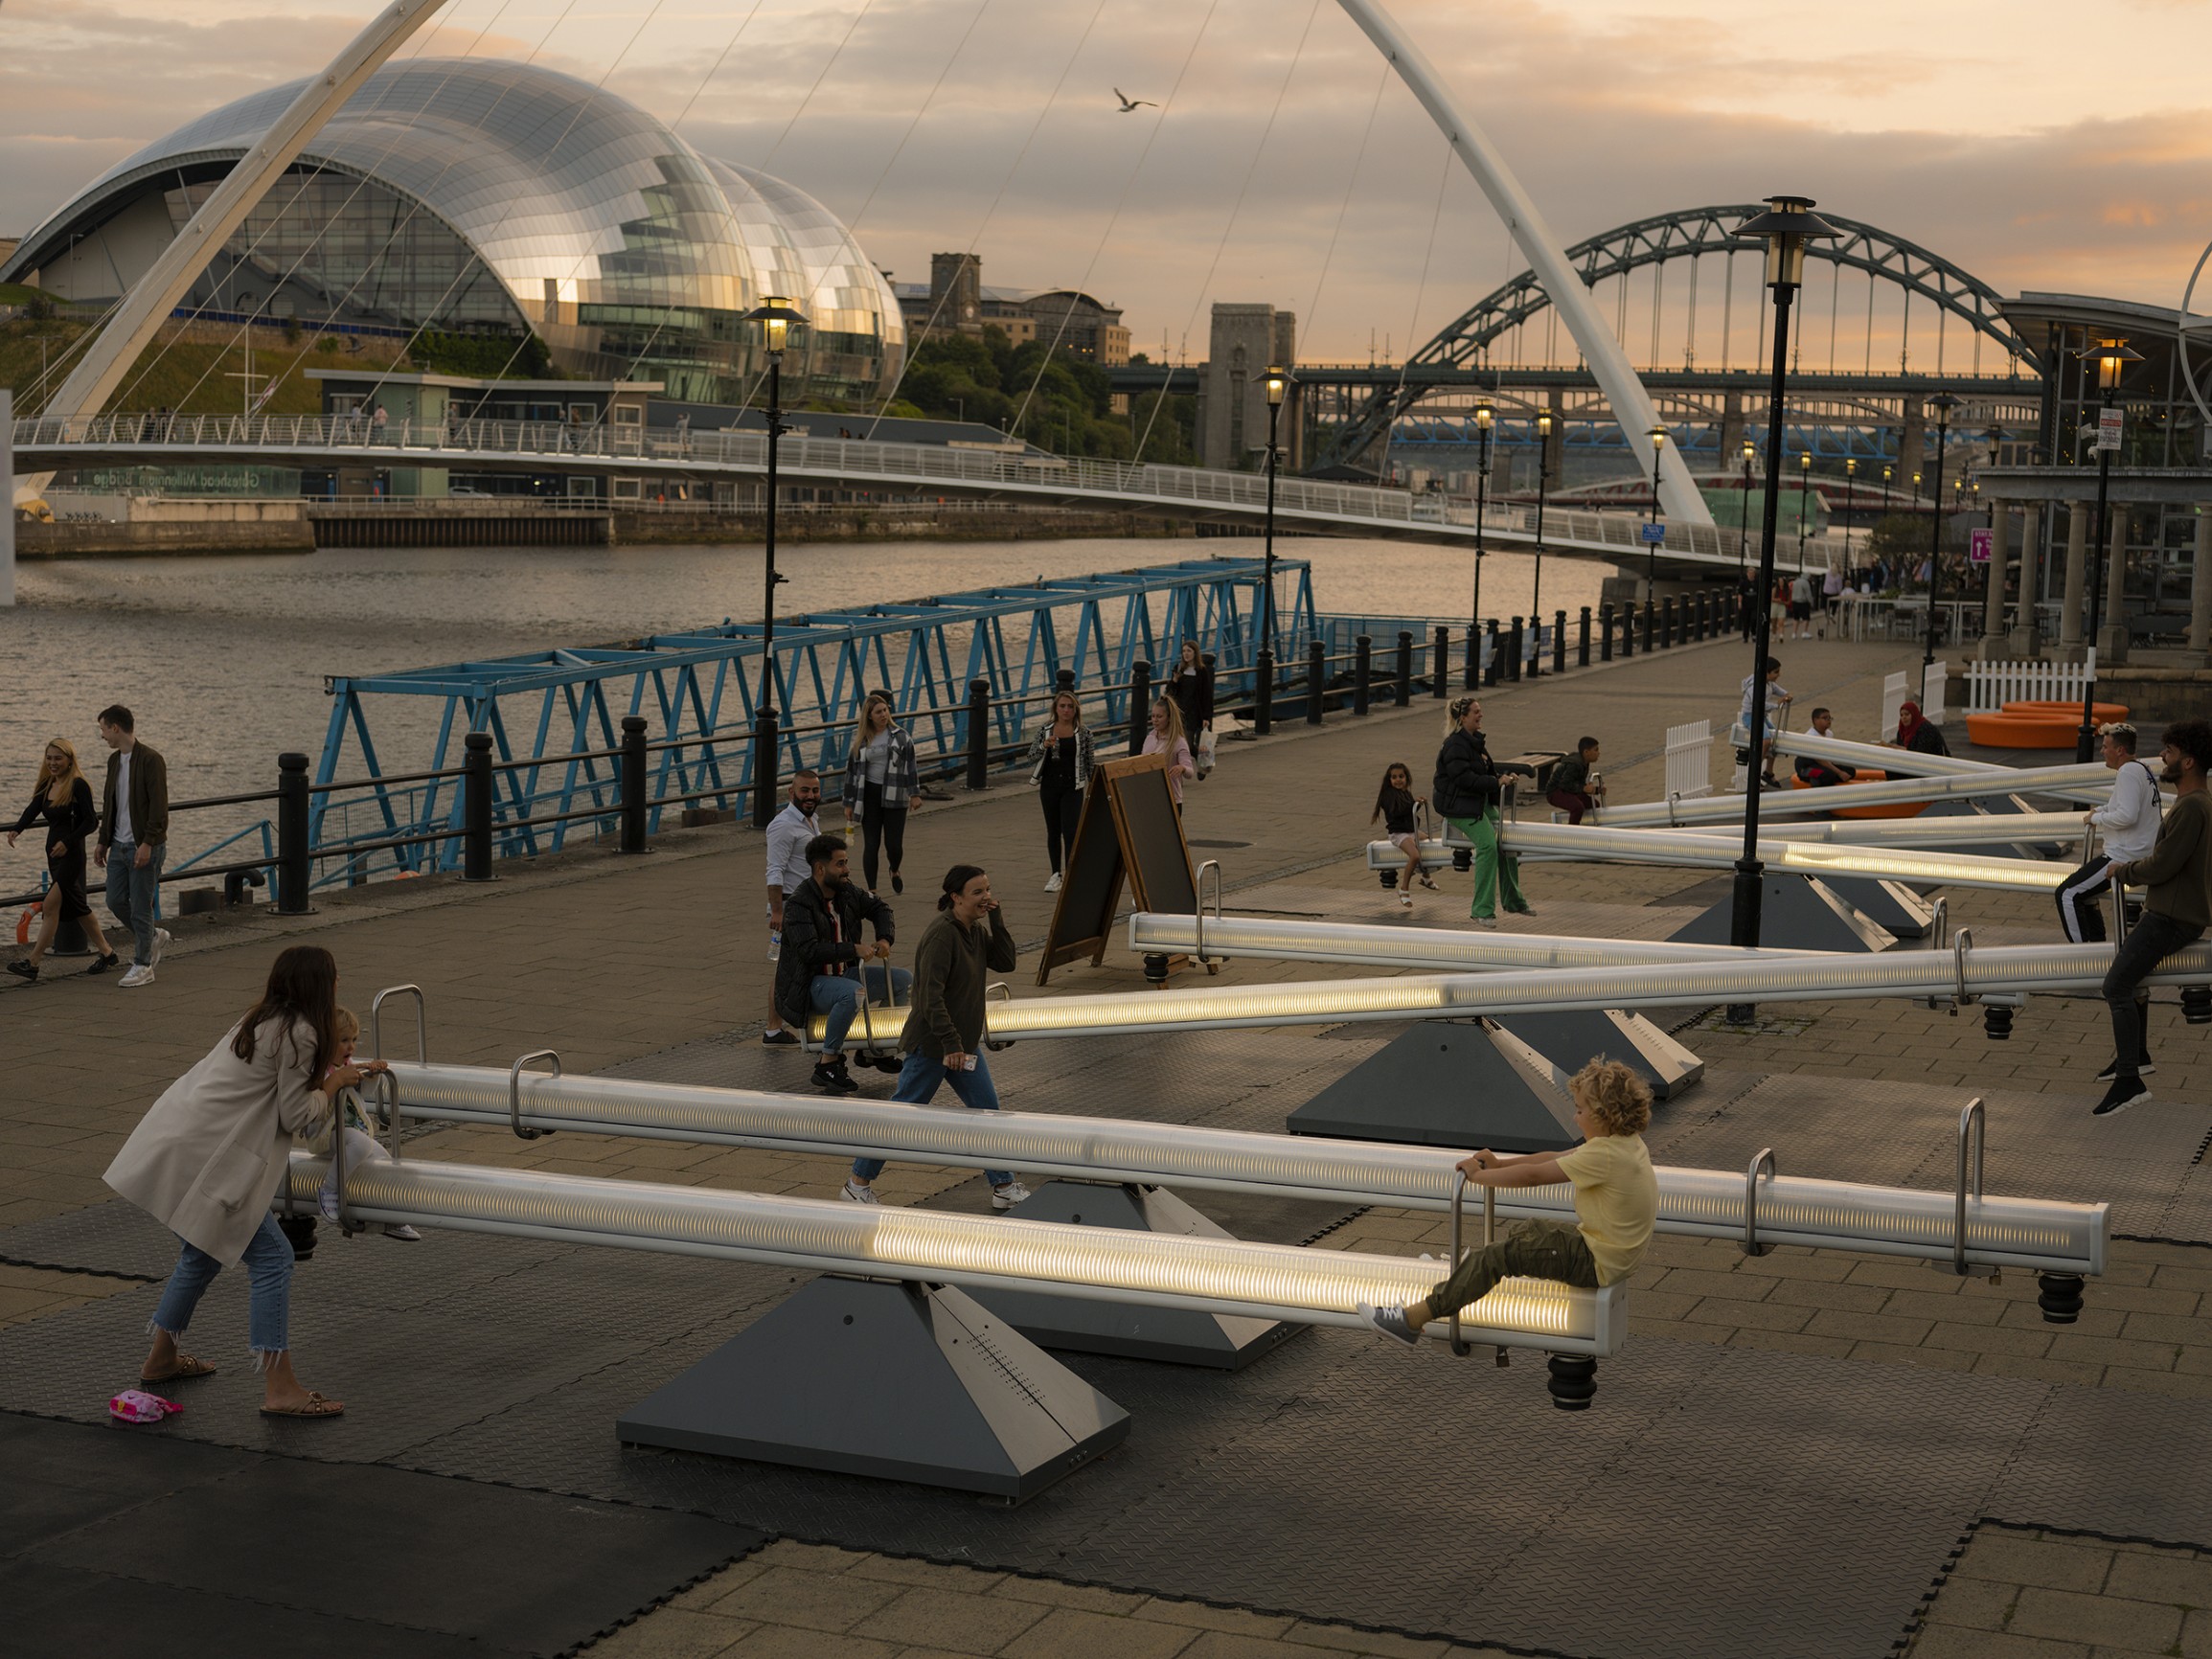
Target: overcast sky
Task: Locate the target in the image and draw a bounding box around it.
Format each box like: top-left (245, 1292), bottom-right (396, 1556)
top-left (6, 0), bottom-right (2209, 363)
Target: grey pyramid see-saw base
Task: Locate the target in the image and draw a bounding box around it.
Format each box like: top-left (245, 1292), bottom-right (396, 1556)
top-left (1287, 1019), bottom-right (1582, 1151)
top-left (1493, 1009), bottom-right (1704, 1100)
top-left (970, 1181), bottom-right (1304, 1370)
top-left (617, 1276), bottom-right (1129, 1501)
top-left (1666, 873), bottom-right (1898, 953)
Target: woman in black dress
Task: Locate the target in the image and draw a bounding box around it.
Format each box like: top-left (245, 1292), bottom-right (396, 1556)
top-left (8, 738), bottom-right (119, 982)
top-left (1167, 642), bottom-right (1215, 779)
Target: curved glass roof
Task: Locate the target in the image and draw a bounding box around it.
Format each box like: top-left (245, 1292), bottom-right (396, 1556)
top-left (5, 57), bottom-right (904, 407)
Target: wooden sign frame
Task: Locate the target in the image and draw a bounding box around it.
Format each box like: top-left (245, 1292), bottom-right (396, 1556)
top-left (1035, 752), bottom-right (1202, 985)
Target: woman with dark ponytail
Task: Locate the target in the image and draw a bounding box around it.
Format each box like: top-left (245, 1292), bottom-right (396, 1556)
top-left (841, 864), bottom-right (1029, 1210)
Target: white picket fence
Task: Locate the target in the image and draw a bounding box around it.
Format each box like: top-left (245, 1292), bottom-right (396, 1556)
top-left (1664, 719), bottom-right (1713, 800)
top-left (1964, 660), bottom-right (2091, 713)
top-left (1878, 661), bottom-right (1949, 737)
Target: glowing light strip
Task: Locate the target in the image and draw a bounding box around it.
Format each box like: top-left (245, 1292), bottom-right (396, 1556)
top-left (1775, 731), bottom-right (2118, 798)
top-left (387, 1064), bottom-right (2107, 1274)
top-left (283, 1152), bottom-right (1618, 1351)
top-left (1596, 762), bottom-right (2117, 829)
top-left (1129, 912), bottom-right (1825, 970)
top-left (794, 941), bottom-right (2212, 1044)
top-left (1495, 823), bottom-right (2064, 893)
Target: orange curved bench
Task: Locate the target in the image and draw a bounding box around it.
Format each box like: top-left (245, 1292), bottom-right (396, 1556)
top-left (1787, 766), bottom-right (1928, 818)
top-left (1967, 700), bottom-right (2128, 749)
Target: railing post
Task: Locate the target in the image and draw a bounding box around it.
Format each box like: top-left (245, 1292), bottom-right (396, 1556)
top-left (1055, 668), bottom-right (1075, 698)
top-left (619, 715), bottom-right (649, 854)
top-left (1307, 638), bottom-right (1326, 725)
top-left (1354, 635), bottom-right (1372, 716)
top-left (1662, 597), bottom-right (1676, 648)
top-left (1395, 630), bottom-right (1413, 707)
top-left (1578, 606), bottom-right (1592, 668)
top-left (276, 752), bottom-right (311, 914)
top-left (1254, 643), bottom-right (1274, 736)
top-left (1697, 592), bottom-right (1711, 640)
top-left (1129, 659), bottom-right (1152, 755)
top-left (1600, 603), bottom-right (1614, 663)
top-left (463, 732), bottom-right (493, 881)
top-left (1553, 609), bottom-right (1567, 674)
top-left (1621, 602), bottom-right (1634, 658)
top-left (1464, 622), bottom-right (1481, 691)
top-left (1507, 618), bottom-right (1523, 683)
top-left (1431, 625), bottom-right (1449, 698)
top-left (1642, 600), bottom-right (1656, 654)
top-left (1484, 619), bottom-right (1500, 686)
top-left (966, 678), bottom-right (991, 789)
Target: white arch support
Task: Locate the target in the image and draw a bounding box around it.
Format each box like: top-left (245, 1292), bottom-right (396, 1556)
top-left (12, 0), bottom-right (450, 507)
top-left (1334, 0), bottom-right (1713, 526)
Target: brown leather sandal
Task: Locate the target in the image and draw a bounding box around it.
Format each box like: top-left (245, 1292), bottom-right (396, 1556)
top-left (140, 1353), bottom-right (218, 1383)
top-left (259, 1391), bottom-right (345, 1419)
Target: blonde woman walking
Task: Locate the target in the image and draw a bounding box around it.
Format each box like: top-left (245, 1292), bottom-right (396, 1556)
top-left (1026, 690), bottom-right (1097, 893)
top-left (1143, 695), bottom-right (1197, 810)
top-left (842, 692), bottom-right (921, 895)
top-left (8, 738), bottom-right (120, 981)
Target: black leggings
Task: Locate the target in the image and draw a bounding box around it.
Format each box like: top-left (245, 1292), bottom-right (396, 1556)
top-left (1040, 782), bottom-right (1081, 874)
top-left (857, 783), bottom-right (907, 890)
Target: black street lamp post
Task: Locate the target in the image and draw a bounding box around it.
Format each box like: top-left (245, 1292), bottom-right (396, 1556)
top-left (1470, 400), bottom-right (1493, 688)
top-left (1923, 391), bottom-right (1958, 671)
top-left (1646, 423), bottom-right (1668, 606)
top-left (1255, 364), bottom-right (1287, 735)
top-left (1797, 449), bottom-right (1812, 574)
top-left (1531, 409), bottom-right (1553, 676)
top-left (1728, 195), bottom-right (1838, 1022)
top-left (743, 295), bottom-right (805, 828)
top-left (2077, 338), bottom-right (2141, 761)
top-left (1738, 438), bottom-right (1754, 578)
top-left (1843, 455), bottom-right (1857, 571)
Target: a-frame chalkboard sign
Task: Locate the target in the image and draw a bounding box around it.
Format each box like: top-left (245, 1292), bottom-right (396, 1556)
top-left (1036, 752), bottom-right (1202, 986)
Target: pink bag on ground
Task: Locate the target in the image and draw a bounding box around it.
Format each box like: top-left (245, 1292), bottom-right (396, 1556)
top-left (108, 1388), bottom-right (182, 1423)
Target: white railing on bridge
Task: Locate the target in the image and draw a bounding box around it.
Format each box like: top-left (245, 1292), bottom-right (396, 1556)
top-left (1964, 659), bottom-right (2090, 714)
top-left (12, 411), bottom-right (1745, 562)
top-left (1664, 719), bottom-right (1713, 801)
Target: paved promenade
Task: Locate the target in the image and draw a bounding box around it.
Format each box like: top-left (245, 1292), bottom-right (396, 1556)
top-left (4, 628), bottom-right (2209, 1659)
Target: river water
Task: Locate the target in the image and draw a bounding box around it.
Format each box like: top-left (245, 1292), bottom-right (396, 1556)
top-left (0, 534), bottom-right (1606, 877)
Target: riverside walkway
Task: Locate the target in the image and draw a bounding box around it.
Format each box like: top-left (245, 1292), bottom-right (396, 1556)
top-left (4, 631), bottom-right (2210, 1659)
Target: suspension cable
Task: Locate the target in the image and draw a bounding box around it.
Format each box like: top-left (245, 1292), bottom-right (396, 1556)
top-left (1373, 131), bottom-right (1452, 486)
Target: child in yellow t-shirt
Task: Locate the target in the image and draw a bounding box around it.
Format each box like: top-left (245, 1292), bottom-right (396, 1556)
top-left (1358, 1057), bottom-right (1657, 1345)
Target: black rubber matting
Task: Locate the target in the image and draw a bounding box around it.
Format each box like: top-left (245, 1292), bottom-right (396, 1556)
top-left (0, 1410), bottom-right (759, 1659)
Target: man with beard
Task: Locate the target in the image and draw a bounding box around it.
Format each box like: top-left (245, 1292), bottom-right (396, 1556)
top-left (2090, 720), bottom-right (2212, 1117)
top-left (776, 833), bottom-right (907, 1095)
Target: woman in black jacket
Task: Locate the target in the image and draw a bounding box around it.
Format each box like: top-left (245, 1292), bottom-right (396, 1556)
top-left (1167, 643), bottom-right (1215, 779)
top-left (7, 739), bottom-right (120, 981)
top-left (1432, 698), bottom-right (1529, 927)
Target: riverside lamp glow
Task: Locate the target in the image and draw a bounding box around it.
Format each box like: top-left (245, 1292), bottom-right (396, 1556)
top-left (2077, 337), bottom-right (2142, 761)
top-left (1729, 193), bottom-right (1840, 1019)
top-left (1739, 439), bottom-right (1755, 579)
top-left (742, 294), bottom-right (806, 827)
top-left (1256, 364), bottom-right (1288, 734)
top-left (1797, 449), bottom-right (1813, 571)
top-left (1646, 424), bottom-right (1668, 604)
top-left (1470, 399), bottom-right (1494, 685)
top-left (1533, 409), bottom-right (1554, 670)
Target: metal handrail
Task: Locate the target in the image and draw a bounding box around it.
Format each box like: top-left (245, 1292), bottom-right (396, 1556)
top-left (1743, 1148), bottom-right (1776, 1258)
top-left (1446, 1170), bottom-right (1502, 1359)
top-left (983, 981), bottom-right (1014, 1053)
top-left (364, 1068), bottom-right (402, 1165)
top-left (1952, 1097), bottom-right (1986, 1277)
top-left (1194, 859), bottom-right (1223, 965)
top-left (509, 1049), bottom-right (562, 1141)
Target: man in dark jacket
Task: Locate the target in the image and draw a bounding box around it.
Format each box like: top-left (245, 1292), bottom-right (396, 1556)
top-left (1433, 697), bottom-right (1529, 926)
top-left (774, 834), bottom-right (907, 1095)
top-left (94, 704), bottom-right (171, 987)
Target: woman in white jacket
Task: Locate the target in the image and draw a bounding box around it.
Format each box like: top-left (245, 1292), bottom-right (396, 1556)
top-left (104, 944), bottom-right (384, 1418)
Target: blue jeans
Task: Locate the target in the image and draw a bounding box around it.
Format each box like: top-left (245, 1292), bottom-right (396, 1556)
top-left (151, 1211), bottom-right (293, 1359)
top-left (852, 1051), bottom-right (1012, 1188)
top-left (810, 963), bottom-right (913, 1054)
top-left (104, 839), bottom-right (165, 965)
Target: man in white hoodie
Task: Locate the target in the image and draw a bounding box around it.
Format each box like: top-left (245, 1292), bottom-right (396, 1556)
top-left (2056, 723), bottom-right (2161, 944)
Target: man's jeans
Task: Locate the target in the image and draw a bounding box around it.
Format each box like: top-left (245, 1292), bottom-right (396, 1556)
top-left (2103, 911), bottom-right (2203, 1077)
top-left (152, 1211), bottom-right (293, 1360)
top-left (104, 840), bottom-right (164, 966)
top-left (852, 1051), bottom-right (1012, 1188)
top-left (810, 963), bottom-right (913, 1055)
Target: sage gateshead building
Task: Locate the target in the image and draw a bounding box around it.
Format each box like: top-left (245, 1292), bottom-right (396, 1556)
top-left (0, 57), bottom-right (905, 408)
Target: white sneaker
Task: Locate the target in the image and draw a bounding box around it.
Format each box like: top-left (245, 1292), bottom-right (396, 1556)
top-left (148, 928), bottom-right (171, 967)
top-left (382, 1224), bottom-right (422, 1241)
top-left (318, 1190), bottom-right (339, 1221)
top-left (118, 964), bottom-right (155, 988)
top-left (991, 1180), bottom-right (1033, 1212)
top-left (1044, 872), bottom-right (1062, 893)
top-left (840, 1179), bottom-right (880, 1205)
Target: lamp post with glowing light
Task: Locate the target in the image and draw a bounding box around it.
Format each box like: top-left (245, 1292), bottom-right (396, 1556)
top-left (1843, 456), bottom-right (1857, 571)
top-left (2077, 337), bottom-right (2142, 760)
top-left (1738, 438), bottom-right (1754, 578)
top-left (1531, 408), bottom-right (1553, 675)
top-left (1923, 391), bottom-right (1958, 672)
top-left (1797, 449), bottom-right (1812, 574)
top-left (1469, 399), bottom-right (1494, 687)
top-left (1646, 423), bottom-right (1667, 606)
top-left (743, 294), bottom-right (805, 828)
top-left (1727, 194), bottom-right (1839, 1020)
top-left (1255, 364), bottom-right (1287, 735)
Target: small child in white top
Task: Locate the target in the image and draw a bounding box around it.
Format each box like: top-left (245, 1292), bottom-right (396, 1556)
top-left (308, 1007), bottom-right (421, 1240)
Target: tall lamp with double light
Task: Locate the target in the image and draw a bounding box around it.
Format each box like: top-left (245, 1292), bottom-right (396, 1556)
top-left (1469, 399), bottom-right (1494, 688)
top-left (743, 295), bottom-right (805, 828)
top-left (1532, 409), bottom-right (1553, 674)
top-left (1256, 364), bottom-right (1288, 735)
top-left (2077, 337), bottom-right (2141, 760)
top-left (1646, 423), bottom-right (1668, 607)
top-left (1727, 195), bottom-right (1839, 1022)
top-left (1923, 391), bottom-right (1958, 671)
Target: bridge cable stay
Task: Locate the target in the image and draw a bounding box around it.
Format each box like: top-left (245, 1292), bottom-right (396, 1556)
top-left (1294, 59), bottom-right (1392, 381)
top-left (1130, 0), bottom-right (1329, 463)
top-left (1003, 0), bottom-right (1225, 443)
top-left (858, 0), bottom-right (1115, 437)
top-left (130, 2), bottom-right (563, 419)
top-left (1371, 133), bottom-right (1455, 489)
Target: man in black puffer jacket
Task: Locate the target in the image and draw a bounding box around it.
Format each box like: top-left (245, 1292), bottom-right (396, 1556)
top-left (1433, 697), bottom-right (1530, 927)
top-left (775, 833), bottom-right (907, 1095)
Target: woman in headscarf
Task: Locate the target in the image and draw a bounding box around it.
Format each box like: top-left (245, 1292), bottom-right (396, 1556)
top-left (1892, 699), bottom-right (1950, 758)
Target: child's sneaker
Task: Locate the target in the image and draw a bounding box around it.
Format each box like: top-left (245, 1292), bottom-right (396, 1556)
top-left (990, 1181), bottom-right (1033, 1212)
top-left (1356, 1300), bottom-right (1420, 1347)
top-left (382, 1224), bottom-right (422, 1241)
top-left (840, 1179), bottom-right (880, 1205)
top-left (317, 1190), bottom-right (339, 1221)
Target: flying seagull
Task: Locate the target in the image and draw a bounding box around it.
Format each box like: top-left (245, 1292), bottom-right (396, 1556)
top-left (1114, 88), bottom-right (1156, 112)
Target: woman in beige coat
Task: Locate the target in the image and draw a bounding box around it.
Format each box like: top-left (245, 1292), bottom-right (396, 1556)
top-left (104, 944), bottom-right (384, 1418)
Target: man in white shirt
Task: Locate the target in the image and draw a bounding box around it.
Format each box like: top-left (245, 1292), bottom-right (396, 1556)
top-left (2057, 723), bottom-right (2161, 945)
top-left (762, 770), bottom-right (823, 1045)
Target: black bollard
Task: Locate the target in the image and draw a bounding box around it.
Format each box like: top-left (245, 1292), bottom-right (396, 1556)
top-left (1255, 646), bottom-right (1275, 736)
top-left (1662, 597), bottom-right (1676, 648)
top-left (1431, 625), bottom-right (1450, 698)
top-left (1553, 609), bottom-right (1567, 674)
top-left (1621, 602), bottom-right (1634, 659)
top-left (1308, 638), bottom-right (1326, 724)
top-left (1578, 606), bottom-right (1591, 669)
top-left (1484, 620), bottom-right (1500, 686)
top-left (619, 716), bottom-right (649, 854)
top-left (1129, 660), bottom-right (1152, 755)
top-left (1055, 668), bottom-right (1075, 697)
top-left (1642, 600), bottom-right (1656, 654)
top-left (277, 752), bottom-right (312, 912)
top-left (1354, 635), bottom-right (1372, 716)
top-left (463, 732), bottom-right (493, 882)
top-left (1395, 630), bottom-right (1413, 707)
top-left (1506, 618), bottom-right (1523, 683)
top-left (1600, 602), bottom-right (1614, 662)
top-left (966, 679), bottom-right (991, 789)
